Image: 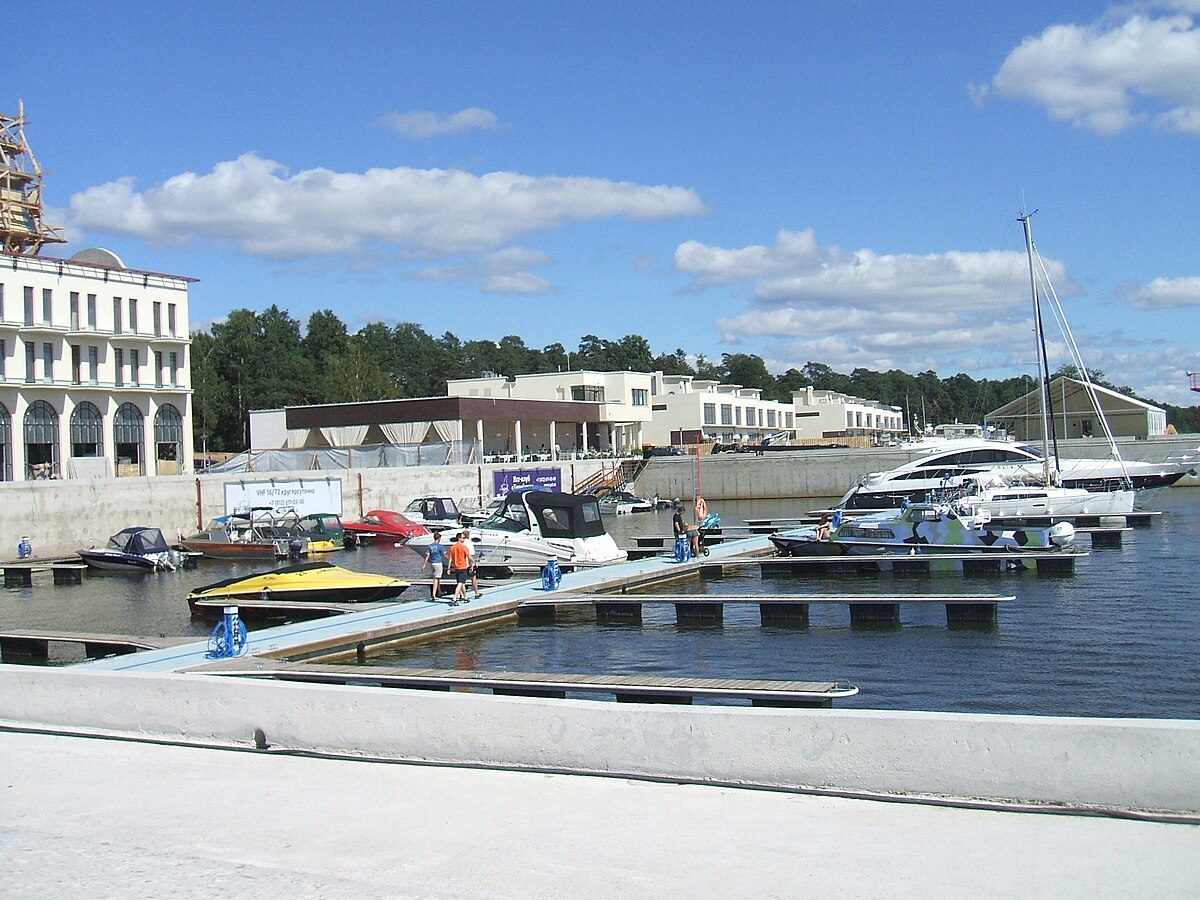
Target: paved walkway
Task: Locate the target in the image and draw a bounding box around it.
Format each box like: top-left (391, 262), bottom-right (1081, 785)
top-left (3, 729), bottom-right (1197, 899)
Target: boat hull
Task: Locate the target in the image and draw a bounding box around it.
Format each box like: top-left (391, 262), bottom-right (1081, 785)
top-left (78, 550), bottom-right (160, 573)
top-left (186, 561), bottom-right (411, 607)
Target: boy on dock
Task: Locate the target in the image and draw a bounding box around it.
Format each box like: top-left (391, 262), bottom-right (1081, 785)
top-left (445, 532), bottom-right (472, 605)
top-left (419, 531), bottom-right (446, 598)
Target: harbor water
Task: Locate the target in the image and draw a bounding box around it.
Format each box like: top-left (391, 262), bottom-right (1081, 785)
top-left (3, 490), bottom-right (1199, 719)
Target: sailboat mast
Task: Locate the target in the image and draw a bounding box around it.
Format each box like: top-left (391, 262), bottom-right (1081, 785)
top-left (1020, 212), bottom-right (1055, 487)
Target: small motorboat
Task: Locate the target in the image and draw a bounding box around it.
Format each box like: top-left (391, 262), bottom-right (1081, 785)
top-left (180, 506), bottom-right (318, 560)
top-left (406, 489), bottom-right (627, 574)
top-left (770, 501), bottom-right (1075, 571)
top-left (343, 509), bottom-right (430, 544)
top-left (78, 526), bottom-right (183, 573)
top-left (186, 561), bottom-right (411, 610)
top-left (400, 496), bottom-right (465, 529)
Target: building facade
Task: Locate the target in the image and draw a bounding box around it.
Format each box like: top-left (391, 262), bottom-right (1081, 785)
top-left (642, 374), bottom-right (796, 447)
top-left (0, 249), bottom-right (195, 481)
top-left (985, 376), bottom-right (1168, 441)
top-left (791, 387), bottom-right (905, 442)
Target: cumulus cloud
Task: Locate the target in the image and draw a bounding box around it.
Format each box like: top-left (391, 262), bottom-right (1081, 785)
top-left (376, 107), bottom-right (503, 138)
top-left (974, 8), bottom-right (1200, 135)
top-left (66, 153), bottom-right (707, 265)
top-left (1127, 275), bottom-right (1200, 308)
top-left (678, 228), bottom-right (1076, 377)
top-left (417, 246), bottom-right (555, 296)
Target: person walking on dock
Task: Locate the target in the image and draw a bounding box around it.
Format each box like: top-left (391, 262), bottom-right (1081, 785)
top-left (446, 532), bottom-right (472, 605)
top-left (460, 530), bottom-right (483, 599)
top-left (419, 531), bottom-right (447, 599)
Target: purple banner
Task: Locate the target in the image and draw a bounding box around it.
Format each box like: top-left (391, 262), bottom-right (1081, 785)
top-left (493, 467), bottom-right (561, 496)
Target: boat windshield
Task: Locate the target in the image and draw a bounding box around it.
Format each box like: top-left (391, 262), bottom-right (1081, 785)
top-left (477, 507), bottom-right (530, 533)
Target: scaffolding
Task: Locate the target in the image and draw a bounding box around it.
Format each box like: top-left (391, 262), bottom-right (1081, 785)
top-left (1, 99), bottom-right (66, 255)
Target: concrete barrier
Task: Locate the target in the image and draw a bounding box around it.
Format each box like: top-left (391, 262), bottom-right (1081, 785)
top-left (2, 664), bottom-right (1197, 814)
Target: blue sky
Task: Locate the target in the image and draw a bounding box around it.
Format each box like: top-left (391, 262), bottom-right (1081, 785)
top-left (14, 1), bottom-right (1200, 405)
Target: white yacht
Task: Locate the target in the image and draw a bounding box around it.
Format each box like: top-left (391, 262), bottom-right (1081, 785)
top-left (837, 440), bottom-right (1190, 511)
top-left (406, 490), bottom-right (626, 574)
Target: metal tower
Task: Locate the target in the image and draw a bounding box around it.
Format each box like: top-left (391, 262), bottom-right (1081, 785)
top-left (0, 99), bottom-right (66, 255)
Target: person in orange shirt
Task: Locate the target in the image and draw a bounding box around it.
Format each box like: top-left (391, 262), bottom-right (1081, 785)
top-left (445, 533), bottom-right (472, 605)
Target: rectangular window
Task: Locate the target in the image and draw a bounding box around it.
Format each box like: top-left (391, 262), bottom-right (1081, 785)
top-left (846, 411), bottom-right (854, 428)
top-left (735, 407), bottom-right (742, 426)
top-left (70, 292), bottom-right (80, 330)
top-left (631, 388), bottom-right (648, 406)
top-left (570, 385), bottom-right (605, 402)
top-left (720, 404), bottom-right (733, 425)
top-left (154, 350), bottom-right (164, 387)
top-left (71, 344), bottom-right (82, 384)
top-left (113, 297), bottom-right (123, 334)
top-left (0, 282), bottom-right (5, 320)
top-left (745, 405), bottom-right (755, 426)
top-left (855, 411), bottom-right (863, 428)
top-left (24, 286), bottom-right (34, 325)
top-left (24, 340), bottom-right (35, 383)
top-left (42, 289), bottom-right (52, 325)
top-left (128, 297), bottom-right (138, 333)
top-left (0, 338), bottom-right (5, 379)
top-left (42, 342), bottom-right (53, 381)
top-left (703, 403), bottom-right (717, 426)
top-left (115, 348), bottom-right (124, 387)
top-left (767, 409), bottom-right (777, 428)
top-left (168, 351), bottom-right (178, 386)
top-left (88, 345), bottom-right (99, 383)
top-left (168, 303), bottom-right (177, 335)
top-left (87, 294), bottom-right (97, 329)
top-left (153, 301), bottom-right (162, 337)
top-left (130, 348), bottom-right (140, 385)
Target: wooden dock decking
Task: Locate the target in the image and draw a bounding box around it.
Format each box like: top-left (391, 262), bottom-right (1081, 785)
top-left (0, 629), bottom-right (193, 661)
top-left (203, 659), bottom-right (859, 707)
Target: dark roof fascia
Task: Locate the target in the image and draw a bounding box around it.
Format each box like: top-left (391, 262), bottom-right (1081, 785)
top-left (285, 396), bottom-right (603, 429)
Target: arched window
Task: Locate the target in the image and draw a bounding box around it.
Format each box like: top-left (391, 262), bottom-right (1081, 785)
top-left (70, 401), bottom-right (104, 458)
top-left (0, 402), bottom-right (12, 481)
top-left (23, 399), bottom-right (59, 479)
top-left (154, 403), bottom-right (183, 475)
top-left (114, 402), bottom-right (145, 476)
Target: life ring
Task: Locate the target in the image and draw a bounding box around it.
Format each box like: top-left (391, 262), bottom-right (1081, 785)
top-left (694, 497), bottom-right (708, 520)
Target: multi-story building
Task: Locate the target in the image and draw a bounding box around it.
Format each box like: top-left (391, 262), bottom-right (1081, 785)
top-left (642, 374), bottom-right (796, 447)
top-left (447, 369), bottom-right (656, 454)
top-left (791, 387), bottom-right (905, 442)
top-left (0, 248), bottom-right (196, 480)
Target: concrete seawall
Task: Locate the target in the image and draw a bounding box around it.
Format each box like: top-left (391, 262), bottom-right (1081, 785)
top-left (2, 664), bottom-right (1197, 815)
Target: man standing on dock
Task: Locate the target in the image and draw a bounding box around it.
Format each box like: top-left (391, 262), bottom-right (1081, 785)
top-left (445, 533), bottom-right (472, 605)
top-left (419, 531), bottom-right (447, 599)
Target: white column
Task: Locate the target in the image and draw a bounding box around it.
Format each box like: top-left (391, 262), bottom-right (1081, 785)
top-left (580, 421), bottom-right (589, 453)
top-left (549, 421), bottom-right (558, 459)
top-left (515, 419), bottom-right (523, 461)
top-left (476, 419), bottom-right (484, 461)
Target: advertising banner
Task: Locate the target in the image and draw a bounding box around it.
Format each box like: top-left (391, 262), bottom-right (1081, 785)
top-left (224, 478), bottom-right (343, 517)
top-left (492, 467), bottom-right (561, 496)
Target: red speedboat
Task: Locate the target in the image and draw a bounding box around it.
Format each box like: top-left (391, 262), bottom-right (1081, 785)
top-left (343, 509), bottom-right (430, 545)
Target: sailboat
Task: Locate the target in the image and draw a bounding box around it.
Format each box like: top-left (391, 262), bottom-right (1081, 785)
top-left (838, 212), bottom-right (1187, 514)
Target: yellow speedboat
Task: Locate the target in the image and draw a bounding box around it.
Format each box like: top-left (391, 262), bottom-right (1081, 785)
top-left (187, 561), bottom-right (410, 610)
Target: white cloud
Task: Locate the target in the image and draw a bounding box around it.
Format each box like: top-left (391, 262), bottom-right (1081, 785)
top-left (1127, 275), bottom-right (1200, 308)
top-left (66, 153), bottom-right (707, 264)
top-left (417, 246), bottom-right (555, 296)
top-left (977, 9), bottom-right (1200, 136)
top-left (376, 107), bottom-right (503, 139)
top-left (680, 228), bottom-right (1080, 378)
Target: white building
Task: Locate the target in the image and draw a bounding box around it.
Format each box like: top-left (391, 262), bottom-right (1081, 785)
top-left (0, 249), bottom-right (195, 481)
top-left (791, 387), bottom-right (905, 442)
top-left (447, 370), bottom-right (656, 454)
top-left (643, 374), bottom-right (795, 447)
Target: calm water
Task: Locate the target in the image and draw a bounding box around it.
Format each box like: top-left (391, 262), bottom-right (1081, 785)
top-left (4, 491), bottom-right (1199, 718)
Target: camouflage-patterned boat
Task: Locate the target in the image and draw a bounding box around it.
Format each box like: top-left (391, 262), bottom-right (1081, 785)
top-left (770, 502), bottom-right (1075, 568)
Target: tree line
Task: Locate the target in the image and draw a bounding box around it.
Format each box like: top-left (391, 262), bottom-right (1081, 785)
top-left (191, 305), bottom-right (1198, 452)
